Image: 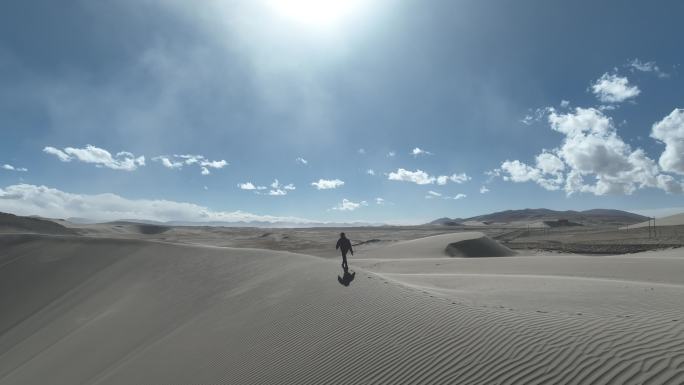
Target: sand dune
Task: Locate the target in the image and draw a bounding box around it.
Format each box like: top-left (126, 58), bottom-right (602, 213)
top-left (361, 232), bottom-right (515, 258)
top-left (2, 233), bottom-right (684, 384)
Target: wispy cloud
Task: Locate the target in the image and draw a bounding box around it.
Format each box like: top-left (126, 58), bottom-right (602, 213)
top-left (366, 169), bottom-right (375, 176)
top-left (295, 157), bottom-right (308, 165)
top-left (311, 178), bottom-right (344, 190)
top-left (153, 154), bottom-right (228, 175)
top-left (2, 164), bottom-right (28, 172)
top-left (0, 183), bottom-right (314, 223)
top-left (43, 145), bottom-right (145, 171)
top-left (480, 186), bottom-right (490, 194)
top-left (411, 147), bottom-right (433, 156)
top-left (332, 198), bottom-right (368, 211)
top-left (627, 59), bottom-right (669, 78)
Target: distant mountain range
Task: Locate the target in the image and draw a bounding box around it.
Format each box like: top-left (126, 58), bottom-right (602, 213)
top-left (70, 218), bottom-right (387, 229)
top-left (428, 209), bottom-right (648, 226)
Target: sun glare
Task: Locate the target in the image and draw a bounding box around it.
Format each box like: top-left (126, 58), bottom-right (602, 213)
top-left (268, 0), bottom-right (363, 28)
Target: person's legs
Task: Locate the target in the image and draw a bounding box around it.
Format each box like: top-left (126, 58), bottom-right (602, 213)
top-left (341, 250), bottom-right (348, 270)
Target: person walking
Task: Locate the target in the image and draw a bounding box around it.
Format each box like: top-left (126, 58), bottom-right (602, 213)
top-left (335, 232), bottom-right (353, 271)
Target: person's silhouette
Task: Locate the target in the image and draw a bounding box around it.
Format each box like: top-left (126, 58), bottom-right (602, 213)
top-left (335, 232), bottom-right (353, 271)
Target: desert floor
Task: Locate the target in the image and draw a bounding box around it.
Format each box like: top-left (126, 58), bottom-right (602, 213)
top-left (2, 223), bottom-right (684, 384)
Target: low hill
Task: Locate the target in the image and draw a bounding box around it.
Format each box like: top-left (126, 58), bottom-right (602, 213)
top-left (0, 212), bottom-right (76, 235)
top-left (626, 212), bottom-right (684, 229)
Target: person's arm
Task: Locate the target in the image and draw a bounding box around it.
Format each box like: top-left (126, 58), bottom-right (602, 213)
top-left (336, 239), bottom-right (341, 250)
top-left (349, 240), bottom-right (354, 255)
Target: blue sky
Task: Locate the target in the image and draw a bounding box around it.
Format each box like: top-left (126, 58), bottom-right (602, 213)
top-left (1, 0), bottom-right (683, 224)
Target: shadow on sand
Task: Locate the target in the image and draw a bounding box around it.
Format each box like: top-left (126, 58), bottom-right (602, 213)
top-left (337, 268), bottom-right (356, 287)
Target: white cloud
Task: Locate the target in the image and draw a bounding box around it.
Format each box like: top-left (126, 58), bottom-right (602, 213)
top-left (591, 73), bottom-right (640, 103)
top-left (271, 179), bottom-right (281, 189)
top-left (42, 147), bottom-right (72, 162)
top-left (155, 156), bottom-right (184, 169)
top-left (560, 100), bottom-right (570, 108)
top-left (388, 168), bottom-right (435, 185)
top-left (283, 183), bottom-right (296, 190)
top-left (332, 198), bottom-right (368, 211)
top-left (436, 173), bottom-right (471, 185)
top-left (480, 186), bottom-right (490, 194)
top-left (0, 183), bottom-right (314, 223)
top-left (452, 193), bottom-right (467, 200)
top-left (387, 151), bottom-right (396, 157)
top-left (2, 164), bottom-right (28, 172)
top-left (268, 189), bottom-right (286, 196)
top-left (375, 197), bottom-right (385, 205)
top-left (366, 169), bottom-right (375, 176)
top-left (44, 145), bottom-right (145, 171)
top-left (153, 154), bottom-right (228, 175)
top-left (495, 107), bottom-right (683, 195)
top-left (238, 182), bottom-right (257, 190)
top-left (358, 148), bottom-right (366, 155)
top-left (389, 169), bottom-right (470, 186)
top-left (295, 157), bottom-right (308, 165)
top-left (425, 190), bottom-right (442, 199)
top-left (628, 59), bottom-right (669, 78)
top-left (311, 178), bottom-right (344, 190)
top-left (651, 109), bottom-right (684, 175)
top-left (411, 147), bottom-right (432, 156)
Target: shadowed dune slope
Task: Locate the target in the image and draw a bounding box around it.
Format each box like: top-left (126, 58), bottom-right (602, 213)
top-left (2, 235), bottom-right (684, 384)
top-left (363, 232), bottom-right (515, 258)
top-left (0, 212), bottom-right (75, 235)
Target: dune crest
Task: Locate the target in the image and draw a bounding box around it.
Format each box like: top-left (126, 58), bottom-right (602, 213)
top-left (362, 232), bottom-right (515, 259)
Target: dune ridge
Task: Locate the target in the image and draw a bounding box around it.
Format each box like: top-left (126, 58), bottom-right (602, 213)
top-left (2, 234), bottom-right (684, 384)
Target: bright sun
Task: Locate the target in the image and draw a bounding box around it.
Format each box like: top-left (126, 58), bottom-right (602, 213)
top-left (268, 0), bottom-right (363, 28)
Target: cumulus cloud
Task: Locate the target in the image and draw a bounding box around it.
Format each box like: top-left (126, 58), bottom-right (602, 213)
top-left (153, 154), bottom-right (228, 175)
top-left (388, 169), bottom-right (435, 184)
top-left (494, 107), bottom-right (684, 195)
top-left (311, 178), bottom-right (344, 190)
top-left (591, 73), bottom-right (640, 103)
top-left (43, 145), bottom-right (145, 171)
top-left (651, 109), bottom-right (684, 175)
top-left (2, 164), bottom-right (28, 172)
top-left (411, 147), bottom-right (432, 156)
top-left (332, 198), bottom-right (368, 211)
top-left (389, 169), bottom-right (470, 186)
top-left (0, 184), bottom-right (314, 223)
top-left (295, 157), bottom-right (308, 165)
top-left (238, 182), bottom-right (257, 190)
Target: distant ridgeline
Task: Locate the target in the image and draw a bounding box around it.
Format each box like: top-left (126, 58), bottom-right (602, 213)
top-left (428, 209), bottom-right (648, 226)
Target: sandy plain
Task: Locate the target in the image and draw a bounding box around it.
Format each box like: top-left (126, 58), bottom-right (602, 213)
top-left (1, 218), bottom-right (684, 384)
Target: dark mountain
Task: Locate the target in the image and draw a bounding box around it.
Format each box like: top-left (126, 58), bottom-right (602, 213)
top-left (427, 217), bottom-right (464, 226)
top-left (428, 209), bottom-right (648, 226)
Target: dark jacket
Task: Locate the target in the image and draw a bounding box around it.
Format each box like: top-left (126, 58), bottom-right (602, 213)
top-left (336, 237), bottom-right (353, 253)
